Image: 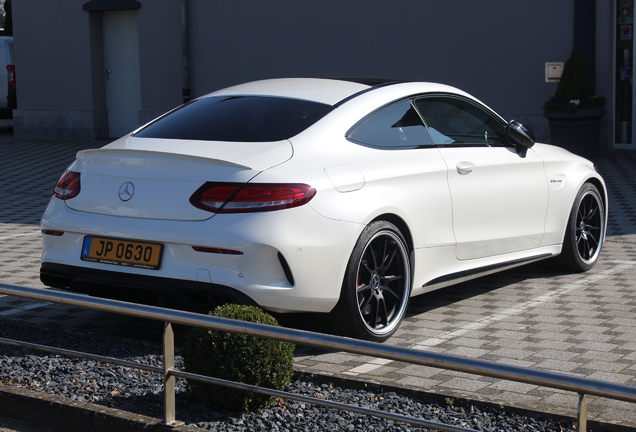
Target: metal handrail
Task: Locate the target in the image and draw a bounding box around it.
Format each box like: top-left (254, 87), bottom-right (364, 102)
top-left (1, 283), bottom-right (635, 431)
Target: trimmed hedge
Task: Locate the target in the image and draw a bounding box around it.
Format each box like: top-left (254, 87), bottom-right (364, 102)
top-left (182, 304), bottom-right (295, 412)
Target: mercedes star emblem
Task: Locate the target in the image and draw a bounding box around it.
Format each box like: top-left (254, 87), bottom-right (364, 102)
top-left (118, 181), bottom-right (135, 202)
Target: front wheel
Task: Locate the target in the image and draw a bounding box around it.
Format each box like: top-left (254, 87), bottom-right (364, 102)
top-left (332, 221), bottom-right (412, 342)
top-left (557, 182), bottom-right (605, 272)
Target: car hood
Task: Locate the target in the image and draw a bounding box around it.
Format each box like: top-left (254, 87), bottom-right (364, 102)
top-left (62, 137), bottom-right (293, 221)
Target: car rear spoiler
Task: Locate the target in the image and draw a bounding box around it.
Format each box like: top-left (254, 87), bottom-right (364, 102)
top-left (76, 148), bottom-right (251, 169)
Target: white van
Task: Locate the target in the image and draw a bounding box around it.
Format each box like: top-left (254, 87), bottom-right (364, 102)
top-left (0, 36), bottom-right (16, 116)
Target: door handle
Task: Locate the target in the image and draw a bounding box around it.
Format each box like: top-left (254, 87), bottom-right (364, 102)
top-left (106, 68), bottom-right (111, 80)
top-left (456, 161), bottom-right (476, 175)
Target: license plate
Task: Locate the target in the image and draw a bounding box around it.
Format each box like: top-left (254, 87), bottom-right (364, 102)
top-left (81, 236), bottom-right (163, 270)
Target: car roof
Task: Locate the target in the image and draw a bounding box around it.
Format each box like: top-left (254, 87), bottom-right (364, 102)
top-left (205, 77), bottom-right (374, 105)
top-left (203, 77), bottom-right (473, 108)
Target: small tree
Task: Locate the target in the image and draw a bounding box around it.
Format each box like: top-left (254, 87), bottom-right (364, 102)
top-left (1, 0), bottom-right (11, 35)
top-left (0, 3), bottom-right (5, 32)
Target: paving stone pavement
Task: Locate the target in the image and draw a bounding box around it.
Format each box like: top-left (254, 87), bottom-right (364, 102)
top-left (1, 129), bottom-right (636, 428)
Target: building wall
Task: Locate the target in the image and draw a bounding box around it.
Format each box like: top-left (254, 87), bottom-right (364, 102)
top-left (12, 0), bottom-right (108, 139)
top-left (137, 0), bottom-right (182, 124)
top-left (187, 0), bottom-right (576, 141)
top-left (12, 0), bottom-right (578, 141)
top-left (12, 0), bottom-right (182, 139)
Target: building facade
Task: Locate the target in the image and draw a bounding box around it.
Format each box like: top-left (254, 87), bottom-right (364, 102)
top-left (11, 0), bottom-right (630, 152)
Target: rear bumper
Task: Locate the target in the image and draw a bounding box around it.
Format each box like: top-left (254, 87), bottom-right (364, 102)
top-left (41, 197), bottom-right (364, 313)
top-left (41, 262), bottom-right (258, 312)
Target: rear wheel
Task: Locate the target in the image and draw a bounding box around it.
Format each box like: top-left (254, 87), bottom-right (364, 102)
top-left (332, 221), bottom-right (411, 342)
top-left (557, 182), bottom-right (605, 272)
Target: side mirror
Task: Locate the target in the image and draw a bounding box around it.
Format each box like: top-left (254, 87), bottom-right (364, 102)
top-left (505, 120), bottom-right (535, 148)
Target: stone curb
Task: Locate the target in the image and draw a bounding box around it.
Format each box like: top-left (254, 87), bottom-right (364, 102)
top-left (0, 384), bottom-right (204, 432)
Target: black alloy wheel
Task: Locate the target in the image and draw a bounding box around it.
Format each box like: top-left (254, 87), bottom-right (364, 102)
top-left (333, 221), bottom-right (411, 342)
top-left (558, 182), bottom-right (605, 272)
top-left (576, 190), bottom-right (603, 262)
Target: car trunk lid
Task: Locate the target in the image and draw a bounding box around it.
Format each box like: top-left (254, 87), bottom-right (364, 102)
top-left (62, 137), bottom-right (292, 221)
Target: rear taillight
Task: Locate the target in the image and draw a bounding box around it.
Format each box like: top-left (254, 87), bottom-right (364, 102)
top-left (190, 182), bottom-right (316, 213)
top-left (7, 65), bottom-right (15, 89)
top-left (53, 170), bottom-right (81, 200)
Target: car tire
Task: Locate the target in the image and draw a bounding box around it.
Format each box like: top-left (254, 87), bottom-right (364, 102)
top-left (557, 182), bottom-right (605, 272)
top-left (332, 221), bottom-right (412, 342)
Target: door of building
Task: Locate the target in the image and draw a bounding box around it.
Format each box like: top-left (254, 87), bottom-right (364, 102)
top-left (103, 10), bottom-right (142, 138)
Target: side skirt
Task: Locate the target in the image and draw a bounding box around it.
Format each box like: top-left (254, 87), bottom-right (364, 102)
top-left (419, 253), bottom-right (554, 293)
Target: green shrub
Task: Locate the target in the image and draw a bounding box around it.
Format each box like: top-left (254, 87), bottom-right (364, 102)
top-left (544, 49), bottom-right (606, 114)
top-left (555, 49), bottom-right (594, 101)
top-left (182, 304), bottom-right (295, 412)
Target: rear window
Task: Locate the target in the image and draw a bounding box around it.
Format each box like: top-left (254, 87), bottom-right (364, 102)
top-left (133, 96), bottom-right (333, 142)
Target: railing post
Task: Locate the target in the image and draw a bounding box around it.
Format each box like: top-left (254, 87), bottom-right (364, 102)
top-left (577, 393), bottom-right (587, 432)
top-left (163, 321), bottom-right (181, 426)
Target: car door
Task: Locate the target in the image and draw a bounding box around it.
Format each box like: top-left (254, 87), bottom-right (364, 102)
top-left (414, 95), bottom-right (549, 260)
top-left (346, 99), bottom-right (455, 251)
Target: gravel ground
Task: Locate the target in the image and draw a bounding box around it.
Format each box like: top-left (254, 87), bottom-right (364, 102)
top-left (0, 321), bottom-right (597, 432)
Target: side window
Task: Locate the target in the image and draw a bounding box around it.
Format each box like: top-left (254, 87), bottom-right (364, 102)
top-left (347, 100), bottom-right (434, 149)
top-left (413, 97), bottom-right (508, 146)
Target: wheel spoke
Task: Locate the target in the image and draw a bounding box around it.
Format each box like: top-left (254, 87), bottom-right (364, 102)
top-left (578, 236), bottom-right (596, 260)
top-left (383, 274), bottom-right (404, 284)
top-left (370, 297), bottom-right (380, 328)
top-left (368, 244), bottom-right (379, 270)
top-left (578, 239), bottom-right (589, 259)
top-left (575, 229), bottom-right (583, 244)
top-left (381, 245), bottom-right (397, 273)
top-left (356, 282), bottom-right (371, 295)
top-left (586, 232), bottom-right (599, 248)
top-left (381, 286), bottom-right (400, 301)
top-left (377, 297), bottom-right (389, 327)
top-left (575, 230), bottom-right (582, 243)
top-left (380, 237), bottom-right (390, 268)
top-left (585, 203), bottom-right (598, 221)
top-left (360, 260), bottom-right (373, 277)
top-left (356, 284), bottom-right (372, 311)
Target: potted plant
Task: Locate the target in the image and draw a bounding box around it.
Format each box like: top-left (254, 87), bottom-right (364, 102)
top-left (544, 49), bottom-right (606, 158)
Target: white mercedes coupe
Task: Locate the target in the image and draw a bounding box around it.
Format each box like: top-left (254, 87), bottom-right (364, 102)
top-left (41, 78), bottom-right (607, 341)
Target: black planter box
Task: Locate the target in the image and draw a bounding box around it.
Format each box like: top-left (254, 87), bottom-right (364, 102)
top-left (545, 107), bottom-right (606, 159)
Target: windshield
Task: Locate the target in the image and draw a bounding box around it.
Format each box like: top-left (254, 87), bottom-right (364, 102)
top-left (134, 96), bottom-right (333, 142)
